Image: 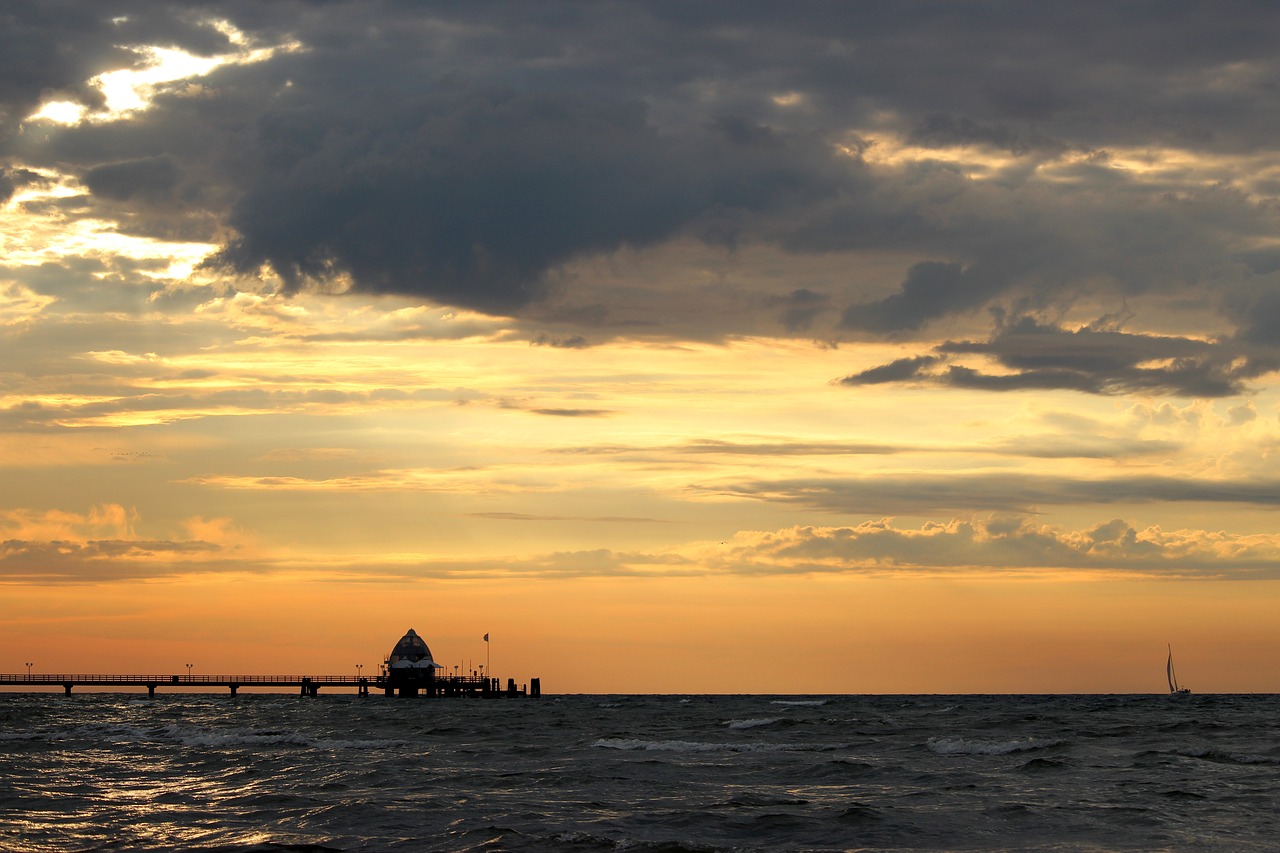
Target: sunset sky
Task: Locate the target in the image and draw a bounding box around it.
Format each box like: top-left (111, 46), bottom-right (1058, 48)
top-left (4, 1), bottom-right (1280, 693)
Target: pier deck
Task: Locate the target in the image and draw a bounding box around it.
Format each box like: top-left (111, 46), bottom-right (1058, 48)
top-left (0, 673), bottom-right (538, 698)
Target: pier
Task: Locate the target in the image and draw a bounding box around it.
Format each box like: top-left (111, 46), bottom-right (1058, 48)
top-left (2, 627), bottom-right (540, 698)
top-left (0, 672), bottom-right (541, 698)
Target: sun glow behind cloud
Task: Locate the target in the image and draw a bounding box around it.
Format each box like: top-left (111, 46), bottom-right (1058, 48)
top-left (851, 130), bottom-right (1280, 200)
top-left (25, 20), bottom-right (300, 127)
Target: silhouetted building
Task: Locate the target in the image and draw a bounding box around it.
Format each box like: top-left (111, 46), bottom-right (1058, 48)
top-left (382, 628), bottom-right (442, 696)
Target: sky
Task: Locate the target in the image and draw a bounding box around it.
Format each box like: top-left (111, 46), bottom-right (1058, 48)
top-left (3, 1), bottom-right (1280, 693)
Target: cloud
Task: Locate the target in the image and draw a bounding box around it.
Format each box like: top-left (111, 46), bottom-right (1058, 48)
top-left (765, 287), bottom-right (832, 332)
top-left (0, 538), bottom-right (226, 583)
top-left (529, 408), bottom-right (614, 418)
top-left (0, 504), bottom-right (246, 583)
top-left (708, 517), bottom-right (1280, 578)
top-left (181, 466), bottom-right (558, 496)
top-left (82, 154), bottom-right (180, 201)
top-left (552, 432), bottom-right (1180, 462)
top-left (841, 262), bottom-right (998, 334)
top-left (709, 471), bottom-right (1280, 516)
top-left (204, 90), bottom-right (846, 313)
top-left (1227, 288), bottom-right (1280, 347)
top-left (908, 114), bottom-right (1073, 158)
top-left (4, 2), bottom-right (1280, 378)
top-left (0, 372), bottom-right (474, 431)
top-left (8, 507), bottom-right (1279, 583)
top-left (466, 512), bottom-right (666, 524)
top-left (839, 316), bottom-right (1280, 397)
top-left (839, 354), bottom-right (941, 386)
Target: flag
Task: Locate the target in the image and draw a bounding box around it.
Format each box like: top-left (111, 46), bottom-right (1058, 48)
top-left (483, 633), bottom-right (489, 642)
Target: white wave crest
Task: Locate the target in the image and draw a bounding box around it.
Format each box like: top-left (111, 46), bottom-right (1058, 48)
top-left (927, 736), bottom-right (1062, 756)
top-left (594, 738), bottom-right (727, 752)
top-left (726, 717), bottom-right (783, 729)
top-left (770, 699), bottom-right (827, 707)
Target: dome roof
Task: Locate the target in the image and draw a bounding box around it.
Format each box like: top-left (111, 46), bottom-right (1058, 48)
top-left (388, 628), bottom-right (437, 667)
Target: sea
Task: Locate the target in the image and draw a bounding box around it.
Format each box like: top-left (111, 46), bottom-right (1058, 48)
top-left (1, 692), bottom-right (1277, 852)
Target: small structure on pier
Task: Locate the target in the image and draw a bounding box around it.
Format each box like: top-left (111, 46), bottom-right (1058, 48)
top-left (382, 628), bottom-right (443, 696)
top-left (379, 627), bottom-right (540, 698)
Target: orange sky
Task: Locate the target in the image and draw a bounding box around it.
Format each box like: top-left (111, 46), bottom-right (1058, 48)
top-left (5, 571), bottom-right (1278, 694)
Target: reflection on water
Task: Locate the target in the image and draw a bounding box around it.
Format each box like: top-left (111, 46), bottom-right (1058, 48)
top-left (1, 692), bottom-right (1278, 851)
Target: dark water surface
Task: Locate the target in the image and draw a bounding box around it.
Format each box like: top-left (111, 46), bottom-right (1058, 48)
top-left (1, 693), bottom-right (1277, 851)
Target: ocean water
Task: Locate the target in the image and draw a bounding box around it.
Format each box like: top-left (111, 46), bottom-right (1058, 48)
top-left (1, 693), bottom-right (1277, 852)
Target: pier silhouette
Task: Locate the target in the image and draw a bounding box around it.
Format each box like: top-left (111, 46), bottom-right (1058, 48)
top-left (2, 628), bottom-right (540, 698)
top-left (0, 672), bottom-right (539, 697)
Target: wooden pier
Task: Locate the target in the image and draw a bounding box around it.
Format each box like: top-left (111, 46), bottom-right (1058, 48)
top-left (0, 673), bottom-right (541, 698)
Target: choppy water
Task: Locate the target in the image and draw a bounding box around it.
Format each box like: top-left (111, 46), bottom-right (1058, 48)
top-left (1, 692), bottom-right (1278, 852)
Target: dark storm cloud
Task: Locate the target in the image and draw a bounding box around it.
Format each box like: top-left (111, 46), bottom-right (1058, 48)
top-left (1226, 288), bottom-right (1280, 347)
top-left (908, 114), bottom-right (1072, 158)
top-left (197, 75), bottom-right (850, 312)
top-left (83, 154), bottom-right (180, 201)
top-left (7, 1), bottom-right (1280, 364)
top-left (841, 317), bottom-right (1280, 397)
top-left (0, 0), bottom-right (237, 135)
top-left (766, 288), bottom-right (832, 332)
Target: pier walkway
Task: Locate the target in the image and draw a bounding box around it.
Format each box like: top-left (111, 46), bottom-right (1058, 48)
top-left (0, 673), bottom-right (538, 698)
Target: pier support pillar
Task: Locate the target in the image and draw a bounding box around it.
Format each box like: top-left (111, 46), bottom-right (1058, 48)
top-left (530, 677), bottom-right (540, 698)
top-left (63, 683), bottom-right (72, 696)
top-left (229, 684), bottom-right (239, 697)
top-left (147, 684), bottom-right (156, 698)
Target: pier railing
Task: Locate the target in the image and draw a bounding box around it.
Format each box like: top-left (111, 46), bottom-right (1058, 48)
top-left (0, 674), bottom-right (366, 685)
top-left (0, 672), bottom-right (537, 697)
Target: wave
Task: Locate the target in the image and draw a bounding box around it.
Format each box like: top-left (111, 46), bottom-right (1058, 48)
top-left (770, 699), bottom-right (827, 707)
top-left (592, 737), bottom-right (848, 754)
top-left (724, 717), bottom-right (784, 729)
top-left (41, 722), bottom-right (406, 752)
top-left (927, 736), bottom-right (1063, 756)
top-left (0, 731), bottom-right (45, 742)
top-left (1177, 747), bottom-right (1280, 766)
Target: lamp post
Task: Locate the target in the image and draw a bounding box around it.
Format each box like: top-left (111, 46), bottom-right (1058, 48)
top-left (356, 664), bottom-right (363, 680)
top-left (186, 663), bottom-right (193, 680)
top-left (25, 662), bottom-right (33, 680)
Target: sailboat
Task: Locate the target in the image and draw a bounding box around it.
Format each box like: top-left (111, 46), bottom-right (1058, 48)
top-left (1166, 644), bottom-right (1191, 696)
